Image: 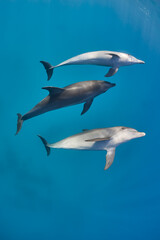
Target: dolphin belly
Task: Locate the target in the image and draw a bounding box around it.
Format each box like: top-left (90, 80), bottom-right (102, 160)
top-left (75, 58), bottom-right (111, 67)
top-left (50, 138), bottom-right (94, 150)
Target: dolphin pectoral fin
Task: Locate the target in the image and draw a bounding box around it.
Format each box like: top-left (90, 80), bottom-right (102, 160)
top-left (81, 98), bottom-right (93, 115)
top-left (105, 67), bottom-right (119, 77)
top-left (42, 86), bottom-right (65, 95)
top-left (104, 148), bottom-right (115, 170)
top-left (85, 137), bottom-right (111, 142)
top-left (108, 53), bottom-right (120, 59)
top-left (40, 61), bottom-right (54, 81)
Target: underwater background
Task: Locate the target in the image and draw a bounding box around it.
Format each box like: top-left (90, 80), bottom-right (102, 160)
top-left (0, 0), bottom-right (160, 239)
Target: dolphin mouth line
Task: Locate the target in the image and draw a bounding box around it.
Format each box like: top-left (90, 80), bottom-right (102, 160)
top-left (138, 60), bottom-right (145, 64)
top-left (104, 81), bottom-right (116, 87)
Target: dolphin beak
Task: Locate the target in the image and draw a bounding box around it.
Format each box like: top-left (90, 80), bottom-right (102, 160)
top-left (104, 81), bottom-right (116, 88)
top-left (138, 59), bottom-right (145, 64)
top-left (138, 132), bottom-right (146, 137)
top-left (111, 83), bottom-right (116, 88)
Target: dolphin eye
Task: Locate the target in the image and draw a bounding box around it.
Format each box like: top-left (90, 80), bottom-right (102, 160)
top-left (121, 127), bottom-right (125, 130)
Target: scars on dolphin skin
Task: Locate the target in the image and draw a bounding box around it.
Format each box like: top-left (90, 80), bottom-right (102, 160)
top-left (38, 127), bottom-right (146, 170)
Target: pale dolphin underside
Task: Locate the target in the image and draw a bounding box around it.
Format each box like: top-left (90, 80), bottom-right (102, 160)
top-left (38, 126), bottom-right (146, 170)
top-left (15, 80), bottom-right (115, 135)
top-left (40, 50), bottom-right (145, 80)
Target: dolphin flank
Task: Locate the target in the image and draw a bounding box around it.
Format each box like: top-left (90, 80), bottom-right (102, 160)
top-left (15, 80), bottom-right (115, 135)
top-left (38, 126), bottom-right (146, 170)
top-left (40, 50), bottom-right (145, 80)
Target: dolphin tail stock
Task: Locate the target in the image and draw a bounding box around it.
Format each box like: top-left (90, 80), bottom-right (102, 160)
top-left (15, 113), bottom-right (23, 135)
top-left (40, 61), bottom-right (54, 81)
top-left (37, 135), bottom-right (51, 156)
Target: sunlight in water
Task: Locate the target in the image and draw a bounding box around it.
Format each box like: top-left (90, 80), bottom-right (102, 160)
top-left (59, 0), bottom-right (160, 52)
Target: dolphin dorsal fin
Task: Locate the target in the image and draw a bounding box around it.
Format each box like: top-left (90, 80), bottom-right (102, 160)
top-left (104, 148), bottom-right (115, 170)
top-left (42, 86), bottom-right (64, 95)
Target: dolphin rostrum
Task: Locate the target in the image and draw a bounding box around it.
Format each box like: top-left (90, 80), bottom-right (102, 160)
top-left (38, 126), bottom-right (146, 170)
top-left (40, 51), bottom-right (145, 80)
top-left (16, 80), bottom-right (115, 135)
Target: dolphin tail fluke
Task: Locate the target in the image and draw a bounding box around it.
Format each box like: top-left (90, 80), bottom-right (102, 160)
top-left (15, 113), bottom-right (23, 135)
top-left (40, 61), bottom-right (54, 81)
top-left (37, 135), bottom-right (51, 156)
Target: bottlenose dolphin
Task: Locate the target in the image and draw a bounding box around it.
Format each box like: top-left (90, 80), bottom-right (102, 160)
top-left (16, 80), bottom-right (115, 135)
top-left (38, 126), bottom-right (146, 170)
top-left (40, 51), bottom-right (145, 80)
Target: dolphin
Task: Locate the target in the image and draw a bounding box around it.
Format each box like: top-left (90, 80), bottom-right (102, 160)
top-left (38, 126), bottom-right (146, 170)
top-left (15, 80), bottom-right (115, 135)
top-left (40, 51), bottom-right (145, 80)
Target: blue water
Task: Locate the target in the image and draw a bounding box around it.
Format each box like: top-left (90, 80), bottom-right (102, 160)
top-left (0, 0), bottom-right (160, 239)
